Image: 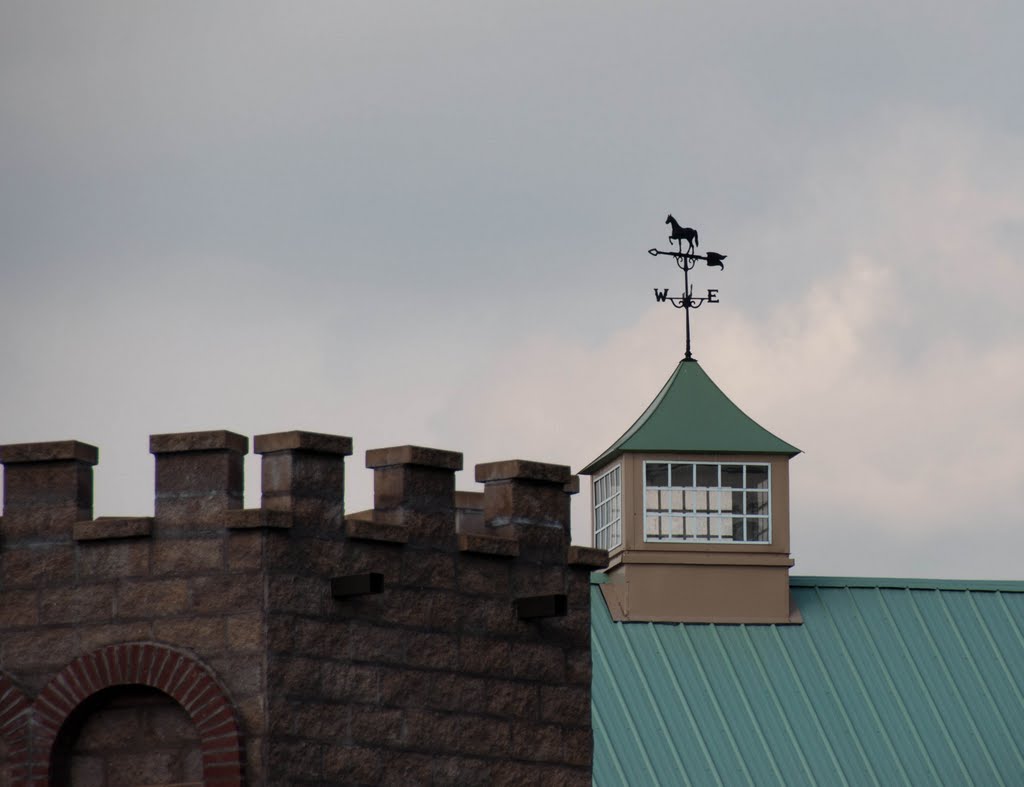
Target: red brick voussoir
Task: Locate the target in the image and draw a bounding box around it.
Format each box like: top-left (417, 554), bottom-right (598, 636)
top-left (29, 642), bottom-right (245, 786)
top-left (0, 674), bottom-right (32, 784)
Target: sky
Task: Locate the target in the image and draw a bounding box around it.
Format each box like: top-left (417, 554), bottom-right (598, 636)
top-left (1, 2), bottom-right (1022, 579)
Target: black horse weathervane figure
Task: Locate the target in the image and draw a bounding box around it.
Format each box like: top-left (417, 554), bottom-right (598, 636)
top-left (648, 215), bottom-right (728, 361)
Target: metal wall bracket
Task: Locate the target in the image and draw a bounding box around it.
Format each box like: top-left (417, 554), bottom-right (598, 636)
top-left (515, 594), bottom-right (568, 619)
top-left (331, 572), bottom-right (384, 598)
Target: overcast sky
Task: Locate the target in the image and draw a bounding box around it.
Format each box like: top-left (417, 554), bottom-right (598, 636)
top-left (2, 2), bottom-right (1022, 579)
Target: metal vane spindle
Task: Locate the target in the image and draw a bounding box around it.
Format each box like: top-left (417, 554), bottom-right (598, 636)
top-left (648, 214), bottom-right (728, 361)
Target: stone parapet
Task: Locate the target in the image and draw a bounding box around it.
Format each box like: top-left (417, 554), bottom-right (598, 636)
top-left (0, 429), bottom-right (603, 785)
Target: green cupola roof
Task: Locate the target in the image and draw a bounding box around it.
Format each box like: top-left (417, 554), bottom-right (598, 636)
top-left (580, 359), bottom-right (800, 475)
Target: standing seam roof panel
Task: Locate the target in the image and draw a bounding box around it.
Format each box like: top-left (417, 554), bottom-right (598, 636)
top-left (591, 578), bottom-right (1024, 786)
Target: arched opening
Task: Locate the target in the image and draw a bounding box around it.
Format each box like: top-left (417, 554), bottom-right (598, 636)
top-left (51, 685), bottom-right (201, 787)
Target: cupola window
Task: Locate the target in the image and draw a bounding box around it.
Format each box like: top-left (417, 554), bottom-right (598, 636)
top-left (643, 461), bottom-right (770, 544)
top-left (593, 464), bottom-right (622, 550)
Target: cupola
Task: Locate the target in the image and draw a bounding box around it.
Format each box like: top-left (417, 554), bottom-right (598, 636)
top-left (582, 217), bottom-right (801, 623)
top-left (582, 359), bottom-right (800, 623)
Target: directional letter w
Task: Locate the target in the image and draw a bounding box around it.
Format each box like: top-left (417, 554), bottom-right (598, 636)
top-left (654, 288), bottom-right (669, 302)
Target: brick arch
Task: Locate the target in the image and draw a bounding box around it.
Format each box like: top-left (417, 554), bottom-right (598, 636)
top-left (0, 673), bottom-right (31, 784)
top-left (31, 643), bottom-right (244, 786)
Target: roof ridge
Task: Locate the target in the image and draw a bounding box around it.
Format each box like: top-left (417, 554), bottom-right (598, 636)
top-left (791, 575), bottom-right (1024, 592)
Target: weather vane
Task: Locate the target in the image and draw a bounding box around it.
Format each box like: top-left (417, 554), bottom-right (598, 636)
top-left (648, 214), bottom-right (727, 361)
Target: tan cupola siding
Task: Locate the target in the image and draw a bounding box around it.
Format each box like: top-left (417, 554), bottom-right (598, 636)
top-left (581, 358), bottom-right (802, 624)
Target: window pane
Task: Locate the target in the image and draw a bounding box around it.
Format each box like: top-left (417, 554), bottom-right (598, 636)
top-left (730, 518), bottom-right (745, 541)
top-left (670, 515), bottom-right (686, 538)
top-left (646, 463), bottom-right (668, 487)
top-left (670, 489), bottom-right (683, 512)
top-left (747, 465), bottom-right (769, 490)
top-left (645, 515), bottom-right (662, 539)
top-left (687, 516), bottom-right (709, 540)
top-left (689, 490), bottom-right (710, 513)
top-left (709, 516), bottom-right (728, 540)
top-left (670, 463), bottom-right (693, 488)
top-left (696, 464), bottom-right (718, 487)
top-left (746, 491), bottom-right (768, 515)
top-left (645, 489), bottom-right (662, 512)
top-left (721, 465), bottom-right (744, 488)
top-left (746, 518), bottom-right (769, 542)
top-left (728, 490), bottom-right (743, 513)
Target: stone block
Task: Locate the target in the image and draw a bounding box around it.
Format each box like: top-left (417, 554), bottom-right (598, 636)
top-left (78, 622), bottom-right (153, 652)
top-left (540, 685), bottom-right (590, 726)
top-left (0, 589), bottom-right (38, 629)
top-left (482, 680), bottom-right (540, 720)
top-left (457, 531), bottom-right (519, 558)
top-left (226, 530), bottom-right (264, 572)
top-left (401, 550), bottom-right (456, 590)
top-left (73, 517), bottom-right (153, 541)
top-left (78, 540), bottom-right (150, 580)
top-left (226, 613), bottom-right (263, 654)
top-left (458, 635), bottom-right (512, 678)
top-left (366, 445), bottom-right (463, 471)
top-left (321, 662), bottom-right (379, 704)
top-left (152, 537), bottom-right (225, 576)
top-left (563, 726), bottom-right (594, 767)
top-left (154, 617), bottom-right (226, 651)
top-left (188, 574), bottom-right (262, 615)
top-left (348, 621), bottom-right (407, 666)
top-left (405, 709), bottom-right (460, 752)
top-left (511, 721), bottom-right (564, 762)
top-left (149, 431), bottom-right (247, 454)
top-left (404, 630), bottom-right (459, 671)
top-left (2, 544), bottom-right (74, 588)
top-left (567, 544), bottom-right (608, 569)
top-left (2, 627), bottom-right (77, 670)
top-left (511, 641), bottom-right (566, 683)
top-left (39, 584), bottom-right (115, 624)
top-left (432, 756), bottom-right (494, 786)
top-left (457, 555), bottom-right (510, 596)
top-left (254, 431), bottom-right (352, 457)
top-left (565, 647), bottom-right (592, 686)
top-left (323, 744), bottom-right (383, 784)
top-left (350, 706), bottom-right (403, 746)
top-left (116, 578), bottom-right (190, 619)
top-left (457, 715), bottom-right (511, 757)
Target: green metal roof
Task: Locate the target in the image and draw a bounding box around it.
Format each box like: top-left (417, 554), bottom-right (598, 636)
top-left (592, 576), bottom-right (1024, 786)
top-left (581, 360), bottom-right (799, 475)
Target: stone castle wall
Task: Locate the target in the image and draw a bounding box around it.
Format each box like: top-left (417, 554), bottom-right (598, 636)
top-left (0, 430), bottom-right (606, 785)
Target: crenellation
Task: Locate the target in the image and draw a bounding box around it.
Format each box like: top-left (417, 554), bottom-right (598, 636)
top-left (476, 459), bottom-right (576, 565)
top-left (0, 429), bottom-right (605, 784)
top-left (365, 446), bottom-right (462, 544)
top-left (254, 430), bottom-right (350, 534)
top-left (0, 440), bottom-right (97, 541)
top-left (150, 430), bottom-right (247, 526)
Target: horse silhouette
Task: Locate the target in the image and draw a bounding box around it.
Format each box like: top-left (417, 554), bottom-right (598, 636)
top-left (666, 215), bottom-right (698, 253)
